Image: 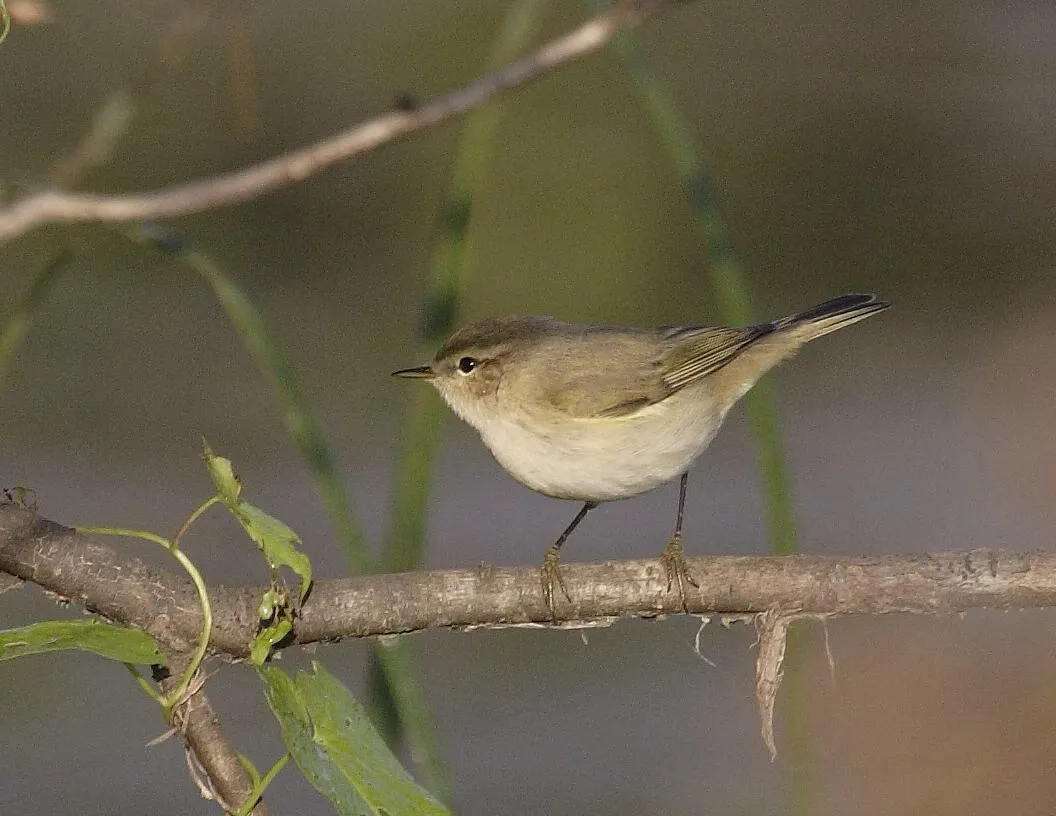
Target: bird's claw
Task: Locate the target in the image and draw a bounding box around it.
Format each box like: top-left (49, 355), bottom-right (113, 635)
top-left (659, 533), bottom-right (698, 612)
top-left (541, 546), bottom-right (571, 622)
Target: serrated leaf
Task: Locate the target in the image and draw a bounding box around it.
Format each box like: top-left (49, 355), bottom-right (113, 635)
top-left (230, 502), bottom-right (312, 602)
top-left (0, 620), bottom-right (164, 664)
top-left (260, 664), bottom-right (449, 816)
top-left (202, 443), bottom-right (312, 601)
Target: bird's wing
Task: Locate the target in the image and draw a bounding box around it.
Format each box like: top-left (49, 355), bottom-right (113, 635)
top-left (659, 326), bottom-right (765, 391)
top-left (544, 365), bottom-right (671, 419)
top-left (534, 332), bottom-right (671, 419)
top-left (537, 326), bottom-right (766, 419)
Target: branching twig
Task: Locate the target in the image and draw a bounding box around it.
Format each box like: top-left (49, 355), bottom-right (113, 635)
top-left (5, 502), bottom-right (1056, 771)
top-left (160, 661), bottom-right (269, 816)
top-left (0, 1), bottom-right (671, 247)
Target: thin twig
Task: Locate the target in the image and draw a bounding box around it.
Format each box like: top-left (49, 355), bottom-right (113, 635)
top-left (0, 1), bottom-right (671, 246)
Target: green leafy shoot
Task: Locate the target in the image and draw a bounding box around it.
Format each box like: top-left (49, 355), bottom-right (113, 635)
top-left (260, 663), bottom-right (450, 816)
top-left (203, 440), bottom-right (312, 603)
top-left (0, 619), bottom-right (164, 664)
top-left (203, 441), bottom-right (243, 505)
top-left (250, 618), bottom-right (292, 668)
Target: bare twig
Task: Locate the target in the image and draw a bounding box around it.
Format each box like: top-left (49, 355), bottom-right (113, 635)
top-left (0, 1), bottom-right (671, 247)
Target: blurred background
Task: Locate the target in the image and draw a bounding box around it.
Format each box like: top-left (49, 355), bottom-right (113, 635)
top-left (2, 1), bottom-right (1056, 814)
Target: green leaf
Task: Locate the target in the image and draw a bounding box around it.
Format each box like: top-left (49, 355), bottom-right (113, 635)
top-left (203, 443), bottom-right (312, 601)
top-left (250, 619), bottom-right (292, 667)
top-left (257, 587), bottom-right (288, 621)
top-left (203, 439), bottom-right (243, 504)
top-left (0, 620), bottom-right (164, 664)
top-left (261, 667), bottom-right (363, 816)
top-left (260, 664), bottom-right (450, 816)
top-left (230, 501), bottom-right (312, 602)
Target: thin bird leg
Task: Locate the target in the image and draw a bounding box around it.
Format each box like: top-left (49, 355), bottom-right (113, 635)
top-left (541, 501), bottom-right (597, 621)
top-left (659, 472), bottom-right (699, 611)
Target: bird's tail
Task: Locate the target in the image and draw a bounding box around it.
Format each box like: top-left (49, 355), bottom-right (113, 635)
top-left (772, 293), bottom-right (890, 341)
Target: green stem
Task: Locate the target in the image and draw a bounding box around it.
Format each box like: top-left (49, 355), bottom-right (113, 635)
top-left (372, 4), bottom-right (551, 806)
top-left (120, 225), bottom-right (373, 575)
top-left (78, 525), bottom-right (213, 717)
top-left (611, 22), bottom-right (808, 813)
top-left (235, 752), bottom-right (290, 816)
top-left (182, 246), bottom-right (371, 574)
top-left (385, 0), bottom-right (551, 572)
top-left (124, 663), bottom-right (165, 706)
top-left (174, 496), bottom-right (220, 546)
top-left (0, 251), bottom-right (77, 386)
top-left (611, 30), bottom-right (799, 554)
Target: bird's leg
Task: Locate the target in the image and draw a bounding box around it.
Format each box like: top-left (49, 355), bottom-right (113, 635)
top-left (541, 501), bottom-right (597, 621)
top-left (659, 472), bottom-right (698, 611)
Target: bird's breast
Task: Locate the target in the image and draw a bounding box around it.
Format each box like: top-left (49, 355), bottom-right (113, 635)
top-left (477, 388), bottom-right (727, 502)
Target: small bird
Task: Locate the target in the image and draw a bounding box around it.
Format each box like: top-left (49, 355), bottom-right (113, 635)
top-left (394, 293), bottom-right (889, 619)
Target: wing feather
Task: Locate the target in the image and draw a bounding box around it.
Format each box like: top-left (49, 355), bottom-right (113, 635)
top-left (533, 325), bottom-right (769, 419)
top-left (660, 326), bottom-right (766, 391)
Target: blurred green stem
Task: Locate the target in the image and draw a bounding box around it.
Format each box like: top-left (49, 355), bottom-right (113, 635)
top-left (612, 23), bottom-right (811, 813)
top-left (611, 31), bottom-right (797, 553)
top-left (136, 230), bottom-right (460, 800)
top-left (154, 239), bottom-right (372, 574)
top-left (384, 0), bottom-right (550, 572)
top-left (371, 2), bottom-right (551, 804)
top-left (0, 251), bottom-right (77, 386)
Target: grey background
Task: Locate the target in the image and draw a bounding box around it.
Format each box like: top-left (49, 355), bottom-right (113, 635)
top-left (2, 1), bottom-right (1056, 814)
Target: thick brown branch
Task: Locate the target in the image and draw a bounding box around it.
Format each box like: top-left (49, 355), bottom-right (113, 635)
top-left (2, 504), bottom-right (1055, 654)
top-left (0, 1), bottom-right (670, 247)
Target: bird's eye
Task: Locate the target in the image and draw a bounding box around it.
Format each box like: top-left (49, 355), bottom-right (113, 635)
top-left (457, 356), bottom-right (477, 374)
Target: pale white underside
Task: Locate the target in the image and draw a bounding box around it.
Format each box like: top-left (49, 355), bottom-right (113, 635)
top-left (439, 377), bottom-right (750, 502)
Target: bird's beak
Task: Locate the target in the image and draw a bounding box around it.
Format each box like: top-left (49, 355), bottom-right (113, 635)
top-left (391, 365), bottom-right (435, 379)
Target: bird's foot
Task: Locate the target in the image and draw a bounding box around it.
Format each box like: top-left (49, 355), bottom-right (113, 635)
top-left (541, 545), bottom-right (572, 622)
top-left (659, 533), bottom-right (698, 612)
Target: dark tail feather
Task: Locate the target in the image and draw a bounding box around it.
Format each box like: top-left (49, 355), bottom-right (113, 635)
top-left (772, 293), bottom-right (890, 340)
